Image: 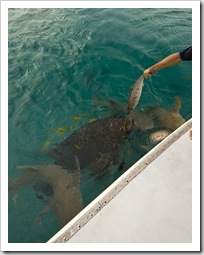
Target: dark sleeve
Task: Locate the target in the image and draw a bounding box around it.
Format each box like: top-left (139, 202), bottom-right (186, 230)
top-left (179, 46), bottom-right (192, 61)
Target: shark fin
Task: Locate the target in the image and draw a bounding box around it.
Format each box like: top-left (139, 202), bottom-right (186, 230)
top-left (170, 96), bottom-right (182, 113)
top-left (17, 165), bottom-right (46, 171)
top-left (9, 168), bottom-right (40, 198)
top-left (71, 155), bottom-right (81, 188)
top-left (12, 193), bottom-right (19, 206)
top-left (66, 170), bottom-right (71, 188)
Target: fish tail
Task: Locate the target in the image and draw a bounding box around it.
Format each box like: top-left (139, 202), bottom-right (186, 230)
top-left (9, 169), bottom-right (38, 198)
top-left (170, 96), bottom-right (182, 113)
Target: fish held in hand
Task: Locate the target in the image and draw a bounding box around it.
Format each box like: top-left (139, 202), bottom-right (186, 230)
top-left (127, 74), bottom-right (145, 114)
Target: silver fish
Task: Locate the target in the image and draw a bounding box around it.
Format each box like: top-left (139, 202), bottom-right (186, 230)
top-left (127, 74), bottom-right (144, 114)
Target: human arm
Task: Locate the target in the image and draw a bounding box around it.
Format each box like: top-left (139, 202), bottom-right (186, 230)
top-left (143, 52), bottom-right (182, 78)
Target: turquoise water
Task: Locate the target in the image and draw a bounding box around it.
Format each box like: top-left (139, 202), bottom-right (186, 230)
top-left (8, 8), bottom-right (192, 243)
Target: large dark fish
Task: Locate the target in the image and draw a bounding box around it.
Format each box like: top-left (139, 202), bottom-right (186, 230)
top-left (49, 116), bottom-right (135, 175)
top-left (8, 116), bottom-right (135, 227)
top-left (127, 74), bottom-right (144, 114)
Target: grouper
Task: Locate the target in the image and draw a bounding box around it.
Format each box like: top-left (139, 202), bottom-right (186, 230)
top-left (8, 96), bottom-right (185, 227)
top-left (48, 116), bottom-right (135, 175)
top-left (8, 116), bottom-right (136, 227)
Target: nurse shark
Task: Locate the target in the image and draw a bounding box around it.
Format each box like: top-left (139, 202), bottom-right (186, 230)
top-left (9, 156), bottom-right (83, 227)
top-left (8, 96), bottom-right (185, 227)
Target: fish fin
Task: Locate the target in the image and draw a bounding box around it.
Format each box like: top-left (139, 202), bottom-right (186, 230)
top-left (12, 193), bottom-right (19, 206)
top-left (40, 199), bottom-right (53, 215)
top-left (18, 164), bottom-right (64, 173)
top-left (89, 152), bottom-right (113, 178)
top-left (139, 144), bottom-right (151, 152)
top-left (170, 96), bottom-right (182, 113)
top-left (143, 106), bottom-right (158, 116)
top-left (92, 96), bottom-right (126, 116)
top-left (9, 169), bottom-right (40, 198)
top-left (66, 170), bottom-right (71, 188)
top-left (72, 155), bottom-right (81, 188)
top-left (17, 165), bottom-right (44, 171)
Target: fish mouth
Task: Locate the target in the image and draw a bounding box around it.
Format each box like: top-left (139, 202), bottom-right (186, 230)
top-left (149, 129), bottom-right (171, 144)
top-left (127, 107), bottom-right (133, 114)
top-left (127, 107), bottom-right (130, 114)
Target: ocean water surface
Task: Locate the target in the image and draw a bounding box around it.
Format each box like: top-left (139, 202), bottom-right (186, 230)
top-left (8, 8), bottom-right (192, 243)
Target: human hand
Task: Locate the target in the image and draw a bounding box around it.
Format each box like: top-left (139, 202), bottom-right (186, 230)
top-left (143, 68), bottom-right (153, 78)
